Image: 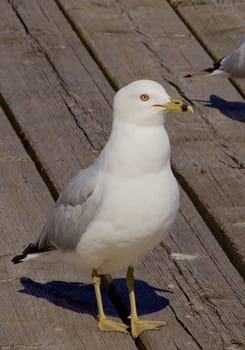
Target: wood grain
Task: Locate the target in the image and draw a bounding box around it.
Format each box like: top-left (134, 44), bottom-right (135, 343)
top-left (0, 0), bottom-right (114, 193)
top-left (0, 0), bottom-right (244, 348)
top-left (59, 0), bottom-right (245, 275)
top-left (0, 109), bottom-right (136, 349)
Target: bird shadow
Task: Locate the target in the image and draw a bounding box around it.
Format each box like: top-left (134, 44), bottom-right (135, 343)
top-left (112, 278), bottom-right (170, 317)
top-left (19, 277), bottom-right (170, 321)
top-left (193, 94), bottom-right (245, 122)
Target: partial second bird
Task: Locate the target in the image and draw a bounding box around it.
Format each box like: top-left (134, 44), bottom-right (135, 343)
top-left (185, 34), bottom-right (245, 79)
top-left (12, 80), bottom-right (193, 338)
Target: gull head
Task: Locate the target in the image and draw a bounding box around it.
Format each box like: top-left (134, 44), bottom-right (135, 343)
top-left (113, 80), bottom-right (193, 126)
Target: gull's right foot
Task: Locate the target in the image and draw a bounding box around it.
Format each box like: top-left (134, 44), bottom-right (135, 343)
top-left (98, 317), bottom-right (128, 334)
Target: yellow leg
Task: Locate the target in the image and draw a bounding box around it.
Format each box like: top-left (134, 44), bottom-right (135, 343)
top-left (92, 269), bottom-right (128, 333)
top-left (126, 266), bottom-right (167, 338)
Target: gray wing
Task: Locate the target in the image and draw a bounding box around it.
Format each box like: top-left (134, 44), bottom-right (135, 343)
top-left (221, 35), bottom-right (245, 78)
top-left (37, 159), bottom-right (102, 251)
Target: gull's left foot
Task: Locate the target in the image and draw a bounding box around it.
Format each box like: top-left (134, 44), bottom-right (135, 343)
top-left (130, 318), bottom-right (167, 338)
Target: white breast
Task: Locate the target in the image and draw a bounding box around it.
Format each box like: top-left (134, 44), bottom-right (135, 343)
top-left (75, 167), bottom-right (179, 274)
top-left (74, 119), bottom-right (179, 273)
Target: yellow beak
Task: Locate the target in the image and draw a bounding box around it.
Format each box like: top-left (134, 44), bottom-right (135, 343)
top-left (154, 97), bottom-right (193, 113)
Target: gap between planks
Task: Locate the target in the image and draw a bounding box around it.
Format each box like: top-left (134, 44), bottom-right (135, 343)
top-left (0, 92), bottom-right (59, 201)
top-left (54, 0), bottom-right (119, 92)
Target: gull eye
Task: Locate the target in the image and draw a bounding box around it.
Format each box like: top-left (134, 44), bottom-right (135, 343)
top-left (140, 94), bottom-right (150, 102)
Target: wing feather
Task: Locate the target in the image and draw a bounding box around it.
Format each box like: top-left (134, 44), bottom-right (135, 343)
top-left (38, 161), bottom-right (102, 251)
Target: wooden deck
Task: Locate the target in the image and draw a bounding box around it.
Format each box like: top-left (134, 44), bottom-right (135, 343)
top-left (0, 0), bottom-right (244, 349)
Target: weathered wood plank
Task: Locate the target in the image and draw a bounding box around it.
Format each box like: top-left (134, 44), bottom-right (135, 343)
top-left (1, 0), bottom-right (244, 349)
top-left (0, 110), bottom-right (137, 349)
top-left (168, 0), bottom-right (245, 95)
top-left (59, 0), bottom-right (245, 275)
top-left (0, 0), bottom-right (114, 193)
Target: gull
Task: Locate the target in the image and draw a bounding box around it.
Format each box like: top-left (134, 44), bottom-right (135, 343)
top-left (185, 34), bottom-right (245, 79)
top-left (12, 80), bottom-right (193, 338)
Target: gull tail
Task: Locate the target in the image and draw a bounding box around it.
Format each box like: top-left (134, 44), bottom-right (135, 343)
top-left (184, 70), bottom-right (212, 78)
top-left (12, 242), bottom-right (52, 264)
top-left (184, 57), bottom-right (225, 78)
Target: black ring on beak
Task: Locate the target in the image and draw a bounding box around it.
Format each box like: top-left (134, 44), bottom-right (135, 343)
top-left (181, 103), bottom-right (188, 112)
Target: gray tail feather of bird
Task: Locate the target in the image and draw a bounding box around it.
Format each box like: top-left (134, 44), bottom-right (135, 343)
top-left (184, 70), bottom-right (212, 78)
top-left (184, 57), bottom-right (224, 78)
top-left (12, 242), bottom-right (51, 264)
